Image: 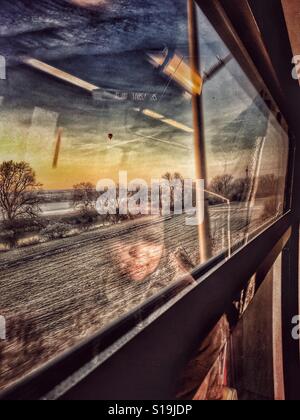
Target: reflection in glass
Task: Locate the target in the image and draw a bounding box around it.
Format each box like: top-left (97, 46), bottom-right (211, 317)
top-left (197, 8), bottom-right (289, 255)
top-left (0, 0), bottom-right (289, 392)
top-left (0, 0), bottom-right (198, 391)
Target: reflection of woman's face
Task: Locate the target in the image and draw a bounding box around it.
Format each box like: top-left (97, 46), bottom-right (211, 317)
top-left (114, 240), bottom-right (164, 282)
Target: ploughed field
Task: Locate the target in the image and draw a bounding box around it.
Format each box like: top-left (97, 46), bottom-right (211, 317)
top-left (0, 204), bottom-right (263, 391)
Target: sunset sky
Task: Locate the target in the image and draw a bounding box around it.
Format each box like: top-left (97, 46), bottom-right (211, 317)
top-left (0, 0), bottom-right (288, 190)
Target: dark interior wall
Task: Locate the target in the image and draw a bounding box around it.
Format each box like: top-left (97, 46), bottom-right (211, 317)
top-left (246, 0), bottom-right (300, 400)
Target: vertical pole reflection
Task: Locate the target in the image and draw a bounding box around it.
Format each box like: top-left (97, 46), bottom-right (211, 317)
top-left (53, 127), bottom-right (63, 169)
top-left (188, 0), bottom-right (212, 263)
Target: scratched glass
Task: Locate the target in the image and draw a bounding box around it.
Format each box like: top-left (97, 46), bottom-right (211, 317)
top-left (0, 0), bottom-right (198, 391)
top-left (0, 0), bottom-right (289, 392)
top-left (197, 7), bottom-right (289, 254)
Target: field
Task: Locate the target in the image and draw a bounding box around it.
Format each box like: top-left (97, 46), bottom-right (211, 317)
top-left (0, 203), bottom-right (265, 391)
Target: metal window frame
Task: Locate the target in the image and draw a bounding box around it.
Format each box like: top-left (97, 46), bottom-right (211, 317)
top-left (0, 0), bottom-right (299, 400)
top-left (196, 0), bottom-right (289, 133)
top-left (226, 0), bottom-right (300, 400)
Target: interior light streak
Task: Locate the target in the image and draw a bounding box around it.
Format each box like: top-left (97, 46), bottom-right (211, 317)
top-left (161, 119), bottom-right (194, 133)
top-left (21, 57), bottom-right (194, 134)
top-left (135, 108), bottom-right (194, 134)
top-left (141, 109), bottom-right (165, 120)
top-left (21, 57), bottom-right (100, 93)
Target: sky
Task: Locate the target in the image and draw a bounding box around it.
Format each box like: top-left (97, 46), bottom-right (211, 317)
top-left (0, 0), bottom-right (288, 190)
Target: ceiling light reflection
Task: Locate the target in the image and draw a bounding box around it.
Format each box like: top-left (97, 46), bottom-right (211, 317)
top-left (135, 108), bottom-right (194, 134)
top-left (148, 51), bottom-right (203, 96)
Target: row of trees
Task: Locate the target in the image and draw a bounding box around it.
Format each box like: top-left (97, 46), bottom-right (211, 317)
top-left (0, 162), bottom-right (140, 248)
top-left (71, 172), bottom-right (281, 216)
top-left (208, 173), bottom-right (281, 204)
top-left (0, 161), bottom-right (282, 248)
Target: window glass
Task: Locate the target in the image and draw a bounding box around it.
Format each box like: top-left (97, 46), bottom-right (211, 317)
top-left (0, 0), bottom-right (289, 392)
top-left (197, 8), bottom-right (289, 254)
top-left (0, 0), bottom-right (199, 391)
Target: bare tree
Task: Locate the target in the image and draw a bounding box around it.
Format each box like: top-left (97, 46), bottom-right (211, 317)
top-left (72, 182), bottom-right (96, 213)
top-left (0, 161), bottom-right (42, 224)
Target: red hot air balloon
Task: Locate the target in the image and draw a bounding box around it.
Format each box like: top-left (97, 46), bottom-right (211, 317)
top-left (108, 133), bottom-right (113, 142)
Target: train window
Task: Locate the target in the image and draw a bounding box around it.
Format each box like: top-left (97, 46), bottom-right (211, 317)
top-left (197, 7), bottom-right (289, 254)
top-left (0, 0), bottom-right (198, 391)
top-left (0, 0), bottom-right (290, 392)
